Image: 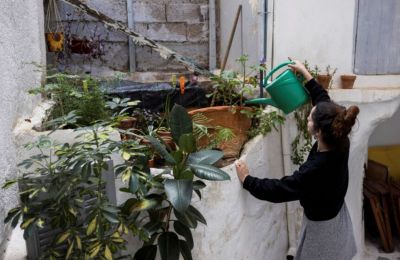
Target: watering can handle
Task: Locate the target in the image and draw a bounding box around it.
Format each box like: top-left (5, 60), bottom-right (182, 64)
top-left (263, 61), bottom-right (295, 84)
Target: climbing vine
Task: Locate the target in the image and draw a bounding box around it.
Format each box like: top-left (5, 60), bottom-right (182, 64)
top-left (291, 102), bottom-right (313, 165)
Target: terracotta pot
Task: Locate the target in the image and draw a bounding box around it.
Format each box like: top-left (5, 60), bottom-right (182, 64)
top-left (148, 159), bottom-right (155, 168)
top-left (119, 117), bottom-right (137, 130)
top-left (340, 75), bottom-right (357, 89)
top-left (316, 75), bottom-right (332, 90)
top-left (156, 131), bottom-right (176, 151)
top-left (188, 106), bottom-right (252, 159)
top-left (45, 32), bottom-right (64, 52)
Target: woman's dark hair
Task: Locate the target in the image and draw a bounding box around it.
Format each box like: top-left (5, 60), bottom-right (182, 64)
top-left (312, 102), bottom-right (360, 148)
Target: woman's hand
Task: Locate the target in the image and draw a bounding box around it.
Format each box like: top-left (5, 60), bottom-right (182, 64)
top-left (235, 160), bottom-right (249, 184)
top-left (287, 59), bottom-right (313, 81)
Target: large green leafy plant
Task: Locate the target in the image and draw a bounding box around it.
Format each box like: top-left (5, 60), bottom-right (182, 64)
top-left (3, 125), bottom-right (138, 259)
top-left (3, 104), bottom-right (230, 259)
top-left (120, 104), bottom-right (230, 260)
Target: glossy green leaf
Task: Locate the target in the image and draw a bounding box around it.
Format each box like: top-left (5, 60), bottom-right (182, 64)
top-left (164, 179), bottom-right (193, 213)
top-left (104, 245), bottom-right (112, 260)
top-left (102, 211), bottom-right (120, 224)
top-left (130, 199), bottom-right (159, 212)
top-left (86, 216), bottom-right (97, 235)
top-left (179, 239), bottom-right (193, 260)
top-left (143, 221), bottom-right (163, 236)
top-left (4, 207), bottom-right (20, 223)
top-left (179, 169), bottom-right (194, 180)
top-left (174, 209), bottom-right (197, 229)
top-left (11, 213), bottom-right (21, 228)
top-left (194, 190), bottom-right (202, 200)
top-left (189, 164), bottom-right (230, 181)
top-left (129, 173), bottom-right (139, 193)
top-left (21, 217), bottom-right (35, 229)
top-left (178, 134), bottom-right (196, 153)
top-left (134, 245), bottom-right (157, 260)
top-left (146, 136), bottom-right (176, 165)
top-left (2, 179), bottom-right (18, 189)
top-left (187, 150), bottom-right (223, 165)
top-left (192, 180), bottom-right (206, 190)
top-left (169, 104), bottom-right (193, 144)
top-left (174, 221), bottom-right (193, 249)
top-left (158, 232), bottom-right (180, 260)
top-left (187, 205), bottom-right (207, 225)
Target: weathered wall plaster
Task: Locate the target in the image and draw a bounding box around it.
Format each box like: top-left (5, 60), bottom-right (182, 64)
top-left (191, 132), bottom-right (288, 260)
top-left (0, 0), bottom-right (45, 257)
top-left (369, 107), bottom-right (400, 146)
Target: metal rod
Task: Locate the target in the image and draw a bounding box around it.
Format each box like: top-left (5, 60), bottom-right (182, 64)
top-left (127, 0), bottom-right (136, 72)
top-left (209, 0), bottom-right (217, 71)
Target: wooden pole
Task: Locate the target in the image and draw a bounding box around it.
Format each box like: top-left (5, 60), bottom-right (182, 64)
top-left (62, 0), bottom-right (213, 77)
top-left (221, 5), bottom-right (242, 72)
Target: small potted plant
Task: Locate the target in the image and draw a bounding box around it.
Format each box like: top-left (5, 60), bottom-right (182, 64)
top-left (45, 0), bottom-right (64, 52)
top-left (340, 74), bottom-right (357, 89)
top-left (317, 65), bottom-right (337, 90)
top-left (189, 55), bottom-right (255, 159)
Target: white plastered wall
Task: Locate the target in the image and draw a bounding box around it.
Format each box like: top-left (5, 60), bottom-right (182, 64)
top-left (0, 0), bottom-right (45, 256)
top-left (273, 0), bottom-right (400, 88)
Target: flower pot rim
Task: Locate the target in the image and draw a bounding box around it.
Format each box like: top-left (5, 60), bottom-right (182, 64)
top-left (340, 75), bottom-right (357, 79)
top-left (188, 105), bottom-right (252, 115)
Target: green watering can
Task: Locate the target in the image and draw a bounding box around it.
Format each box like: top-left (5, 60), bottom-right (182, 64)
top-left (246, 61), bottom-right (309, 114)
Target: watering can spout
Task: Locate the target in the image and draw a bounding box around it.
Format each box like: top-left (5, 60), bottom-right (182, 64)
top-left (245, 98), bottom-right (279, 108)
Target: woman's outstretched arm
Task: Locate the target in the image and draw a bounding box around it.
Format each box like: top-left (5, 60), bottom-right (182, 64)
top-left (288, 60), bottom-right (331, 105)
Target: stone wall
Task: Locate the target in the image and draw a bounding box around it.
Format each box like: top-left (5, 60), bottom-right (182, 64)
top-left (50, 0), bottom-right (210, 75)
top-left (133, 0), bottom-right (209, 72)
top-left (0, 0), bottom-right (45, 257)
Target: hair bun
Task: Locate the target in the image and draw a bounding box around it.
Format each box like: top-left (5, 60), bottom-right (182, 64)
top-left (344, 106), bottom-right (360, 127)
top-left (331, 105), bottom-right (359, 139)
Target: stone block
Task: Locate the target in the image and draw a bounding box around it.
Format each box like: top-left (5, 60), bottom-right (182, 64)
top-left (166, 4), bottom-right (206, 24)
top-left (62, 21), bottom-right (128, 43)
top-left (135, 42), bottom-right (209, 72)
top-left (187, 23), bottom-right (209, 42)
top-left (58, 0), bottom-right (127, 22)
top-left (132, 3), bottom-right (166, 22)
top-left (134, 23), bottom-right (187, 42)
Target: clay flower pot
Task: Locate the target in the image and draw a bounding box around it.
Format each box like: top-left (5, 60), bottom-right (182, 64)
top-left (316, 74), bottom-right (332, 90)
top-left (188, 106), bottom-right (252, 159)
top-left (340, 75), bottom-right (357, 89)
top-left (45, 32), bottom-right (64, 52)
top-left (118, 117), bottom-right (137, 130)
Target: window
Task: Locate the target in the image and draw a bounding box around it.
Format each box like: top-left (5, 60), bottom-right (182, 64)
top-left (354, 0), bottom-right (400, 75)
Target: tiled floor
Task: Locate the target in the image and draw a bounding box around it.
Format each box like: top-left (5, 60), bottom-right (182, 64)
top-left (363, 235), bottom-right (400, 260)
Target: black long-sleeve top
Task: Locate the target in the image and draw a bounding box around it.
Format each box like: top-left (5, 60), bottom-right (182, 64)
top-left (243, 79), bottom-right (350, 221)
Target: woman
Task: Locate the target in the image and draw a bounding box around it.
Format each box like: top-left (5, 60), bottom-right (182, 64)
top-left (235, 60), bottom-right (359, 260)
